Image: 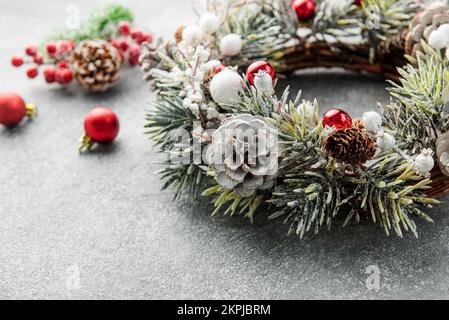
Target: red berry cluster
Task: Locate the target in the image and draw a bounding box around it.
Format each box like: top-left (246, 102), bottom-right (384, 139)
top-left (10, 21), bottom-right (152, 86)
top-left (109, 21), bottom-right (152, 66)
top-left (11, 40), bottom-right (75, 85)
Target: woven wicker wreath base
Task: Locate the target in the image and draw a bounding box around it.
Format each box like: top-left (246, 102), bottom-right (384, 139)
top-left (276, 41), bottom-right (449, 197)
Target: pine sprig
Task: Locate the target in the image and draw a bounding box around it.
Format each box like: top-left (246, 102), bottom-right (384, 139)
top-left (382, 43), bottom-right (449, 152)
top-left (349, 152), bottom-right (439, 237)
top-left (312, 0), bottom-right (360, 40)
top-left (220, 2), bottom-right (297, 67)
top-left (267, 101), bottom-right (346, 238)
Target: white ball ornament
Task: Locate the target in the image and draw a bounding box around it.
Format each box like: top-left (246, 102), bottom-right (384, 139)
top-left (220, 34), bottom-right (243, 57)
top-left (414, 149), bottom-right (435, 177)
top-left (362, 111), bottom-right (382, 133)
top-left (199, 13), bottom-right (220, 34)
top-left (209, 69), bottom-right (243, 110)
top-left (428, 29), bottom-right (449, 50)
top-left (376, 131), bottom-right (396, 151)
top-left (182, 25), bottom-right (203, 46)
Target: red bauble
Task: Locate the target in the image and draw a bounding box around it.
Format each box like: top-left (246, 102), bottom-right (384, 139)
top-left (292, 0), bottom-right (317, 22)
top-left (0, 92), bottom-right (35, 127)
top-left (81, 107), bottom-right (120, 151)
top-left (322, 109), bottom-right (352, 130)
top-left (215, 64), bottom-right (225, 74)
top-left (246, 61), bottom-right (276, 85)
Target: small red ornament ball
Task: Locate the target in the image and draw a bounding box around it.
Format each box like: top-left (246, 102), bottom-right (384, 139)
top-left (322, 108), bottom-right (352, 130)
top-left (246, 61), bottom-right (276, 85)
top-left (84, 107), bottom-right (120, 143)
top-left (0, 92), bottom-right (33, 127)
top-left (292, 0), bottom-right (317, 22)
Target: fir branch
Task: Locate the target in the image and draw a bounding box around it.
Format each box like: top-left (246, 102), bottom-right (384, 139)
top-left (219, 1), bottom-right (297, 67)
top-left (267, 101), bottom-right (346, 238)
top-left (312, 0), bottom-right (360, 40)
top-left (202, 185), bottom-right (266, 222)
top-left (349, 152), bottom-right (439, 238)
top-left (383, 44), bottom-right (449, 151)
top-left (360, 0), bottom-right (419, 56)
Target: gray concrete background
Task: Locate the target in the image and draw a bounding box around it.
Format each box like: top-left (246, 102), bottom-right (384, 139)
top-left (1, 0), bottom-right (449, 300)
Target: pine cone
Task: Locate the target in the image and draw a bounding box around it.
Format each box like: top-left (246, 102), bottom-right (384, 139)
top-left (404, 5), bottom-right (449, 56)
top-left (140, 40), bottom-right (176, 82)
top-left (352, 118), bottom-right (365, 130)
top-left (72, 40), bottom-right (122, 92)
top-left (324, 128), bottom-right (377, 165)
top-left (205, 115), bottom-right (279, 197)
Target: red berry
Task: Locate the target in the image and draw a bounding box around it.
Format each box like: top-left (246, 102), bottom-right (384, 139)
top-left (11, 56), bottom-right (24, 67)
top-left (0, 92), bottom-right (28, 127)
top-left (246, 61), bottom-right (276, 85)
top-left (33, 54), bottom-right (44, 65)
top-left (25, 45), bottom-right (38, 57)
top-left (354, 0), bottom-right (363, 5)
top-left (44, 68), bottom-right (56, 83)
top-left (137, 33), bottom-right (152, 45)
top-left (56, 68), bottom-right (73, 84)
top-left (119, 39), bottom-right (130, 52)
top-left (110, 38), bottom-right (121, 50)
top-left (118, 21), bottom-right (130, 35)
top-left (58, 60), bottom-right (69, 69)
top-left (26, 67), bottom-right (39, 79)
top-left (46, 43), bottom-right (57, 54)
top-left (131, 29), bottom-right (143, 41)
top-left (58, 40), bottom-right (72, 54)
top-left (128, 45), bottom-right (141, 66)
top-left (292, 0), bottom-right (317, 22)
top-left (322, 109), bottom-right (352, 130)
top-left (84, 107), bottom-right (120, 143)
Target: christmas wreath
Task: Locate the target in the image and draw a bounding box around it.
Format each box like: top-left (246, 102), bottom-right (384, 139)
top-left (141, 0), bottom-right (449, 238)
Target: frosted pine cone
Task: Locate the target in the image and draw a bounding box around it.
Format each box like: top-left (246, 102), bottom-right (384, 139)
top-left (205, 114), bottom-right (279, 197)
top-left (324, 128), bottom-right (377, 165)
top-left (404, 4), bottom-right (449, 56)
top-left (72, 40), bottom-right (123, 92)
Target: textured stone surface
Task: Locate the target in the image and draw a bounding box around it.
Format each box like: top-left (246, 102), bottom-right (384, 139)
top-left (1, 0), bottom-right (449, 300)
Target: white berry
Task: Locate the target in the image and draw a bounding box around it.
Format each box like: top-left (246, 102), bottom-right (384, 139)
top-left (220, 34), bottom-right (243, 57)
top-left (209, 69), bottom-right (243, 110)
top-left (428, 29), bottom-right (449, 50)
top-left (376, 131), bottom-right (396, 151)
top-left (199, 13), bottom-right (220, 34)
top-left (414, 149), bottom-right (435, 177)
top-left (362, 111), bottom-right (382, 133)
top-left (182, 25), bottom-right (203, 46)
